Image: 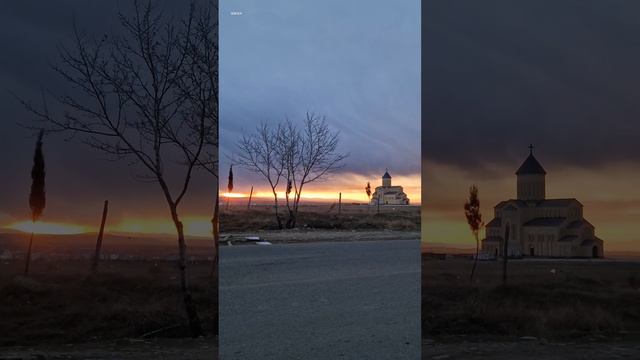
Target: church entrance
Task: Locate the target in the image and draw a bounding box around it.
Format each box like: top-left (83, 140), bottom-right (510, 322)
top-left (592, 246), bottom-right (599, 258)
top-left (529, 246), bottom-right (534, 257)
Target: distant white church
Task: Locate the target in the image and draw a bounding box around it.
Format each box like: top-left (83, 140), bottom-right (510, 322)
top-left (370, 170), bottom-right (410, 205)
top-left (482, 146), bottom-right (604, 258)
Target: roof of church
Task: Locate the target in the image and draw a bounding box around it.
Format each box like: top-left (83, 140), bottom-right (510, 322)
top-left (516, 153), bottom-right (546, 175)
top-left (495, 198), bottom-right (581, 209)
top-left (567, 219), bottom-right (594, 229)
top-left (382, 171), bottom-right (391, 179)
top-left (486, 218), bottom-right (501, 227)
top-left (523, 217), bottom-right (566, 227)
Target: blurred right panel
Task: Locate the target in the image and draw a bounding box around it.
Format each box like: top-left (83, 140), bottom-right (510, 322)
top-left (422, 1), bottom-right (640, 358)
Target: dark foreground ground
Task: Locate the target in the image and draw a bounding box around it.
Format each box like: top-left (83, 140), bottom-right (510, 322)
top-left (0, 260), bottom-right (217, 359)
top-left (422, 256), bottom-right (640, 359)
top-left (220, 240), bottom-right (421, 359)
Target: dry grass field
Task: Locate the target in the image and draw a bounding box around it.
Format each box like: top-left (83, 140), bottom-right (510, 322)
top-left (422, 256), bottom-right (640, 341)
top-left (0, 232), bottom-right (217, 358)
top-left (0, 260), bottom-right (217, 346)
top-left (221, 204), bottom-right (420, 233)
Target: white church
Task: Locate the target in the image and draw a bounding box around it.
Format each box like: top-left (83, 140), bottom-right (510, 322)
top-left (370, 170), bottom-right (410, 205)
top-left (482, 146), bottom-right (604, 258)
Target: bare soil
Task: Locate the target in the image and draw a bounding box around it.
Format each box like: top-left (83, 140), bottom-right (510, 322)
top-left (0, 337), bottom-right (217, 360)
top-left (422, 255), bottom-right (640, 358)
top-left (220, 204), bottom-right (420, 232)
top-left (423, 338), bottom-right (640, 359)
top-left (0, 260), bottom-right (217, 354)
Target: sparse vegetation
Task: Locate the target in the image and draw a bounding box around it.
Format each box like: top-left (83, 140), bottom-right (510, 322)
top-left (422, 256), bottom-right (640, 341)
top-left (220, 205), bottom-right (419, 233)
top-left (464, 185), bottom-right (483, 282)
top-left (0, 260), bottom-right (216, 346)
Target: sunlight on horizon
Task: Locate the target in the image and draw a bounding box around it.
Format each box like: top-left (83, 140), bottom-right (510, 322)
top-left (9, 221), bottom-right (90, 235)
top-left (222, 172), bottom-right (422, 203)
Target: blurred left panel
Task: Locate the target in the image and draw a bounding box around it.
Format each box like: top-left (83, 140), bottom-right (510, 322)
top-left (0, 1), bottom-right (219, 359)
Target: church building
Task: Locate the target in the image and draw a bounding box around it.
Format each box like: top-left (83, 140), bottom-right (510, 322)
top-left (370, 170), bottom-right (410, 205)
top-left (482, 146), bottom-right (604, 258)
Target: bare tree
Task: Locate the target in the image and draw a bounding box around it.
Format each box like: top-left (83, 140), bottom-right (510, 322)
top-left (235, 123), bottom-right (285, 229)
top-left (18, 0), bottom-right (217, 337)
top-left (278, 119), bottom-right (301, 228)
top-left (284, 113), bottom-right (347, 228)
top-left (464, 185), bottom-right (483, 282)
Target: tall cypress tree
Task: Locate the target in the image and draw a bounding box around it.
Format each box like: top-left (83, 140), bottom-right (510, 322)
top-left (25, 130), bottom-right (46, 275)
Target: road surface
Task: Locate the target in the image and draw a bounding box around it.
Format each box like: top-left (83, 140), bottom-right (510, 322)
top-left (219, 239), bottom-right (421, 359)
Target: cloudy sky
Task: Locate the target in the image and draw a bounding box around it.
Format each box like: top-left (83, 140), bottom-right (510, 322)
top-left (423, 1), bottom-right (640, 252)
top-left (0, 1), bottom-right (216, 236)
top-left (219, 0), bottom-right (421, 203)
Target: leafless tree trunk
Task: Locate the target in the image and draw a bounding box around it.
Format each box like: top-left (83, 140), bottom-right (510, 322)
top-left (235, 123), bottom-right (284, 229)
top-left (283, 114), bottom-right (347, 228)
top-left (18, 0), bottom-right (218, 337)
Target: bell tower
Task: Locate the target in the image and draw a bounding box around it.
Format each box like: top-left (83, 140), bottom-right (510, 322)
top-left (382, 169), bottom-right (392, 187)
top-left (516, 145), bottom-right (546, 201)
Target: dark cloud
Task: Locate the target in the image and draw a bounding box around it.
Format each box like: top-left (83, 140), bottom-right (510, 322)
top-left (220, 0), bottom-right (421, 181)
top-left (0, 1), bottom-right (215, 225)
top-left (423, 0), bottom-right (640, 170)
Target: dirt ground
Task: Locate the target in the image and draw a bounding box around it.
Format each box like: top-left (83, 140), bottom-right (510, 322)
top-left (0, 259), bottom-right (217, 359)
top-left (423, 256), bottom-right (640, 359)
top-left (0, 337), bottom-right (217, 360)
top-left (423, 338), bottom-right (640, 359)
top-left (222, 229), bottom-right (420, 244)
top-left (221, 204), bottom-right (420, 233)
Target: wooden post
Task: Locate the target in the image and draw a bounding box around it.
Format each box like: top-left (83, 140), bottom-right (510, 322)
top-left (247, 186), bottom-right (254, 210)
top-left (338, 192), bottom-right (342, 215)
top-left (24, 231), bottom-right (34, 275)
top-left (502, 226), bottom-right (510, 286)
top-left (92, 200), bottom-right (109, 273)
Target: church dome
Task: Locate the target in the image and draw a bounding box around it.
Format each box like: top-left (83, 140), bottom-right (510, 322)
top-left (516, 152), bottom-right (546, 175)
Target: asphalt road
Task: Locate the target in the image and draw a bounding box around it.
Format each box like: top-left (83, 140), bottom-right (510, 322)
top-left (219, 239), bottom-right (421, 360)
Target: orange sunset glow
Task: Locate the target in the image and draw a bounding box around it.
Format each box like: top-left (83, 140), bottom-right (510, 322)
top-left (5, 217), bottom-right (215, 238)
top-left (9, 221), bottom-right (90, 235)
top-left (224, 172), bottom-right (422, 204)
top-left (422, 159), bottom-right (640, 253)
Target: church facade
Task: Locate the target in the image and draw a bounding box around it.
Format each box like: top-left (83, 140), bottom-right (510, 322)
top-left (482, 147), bottom-right (604, 258)
top-left (370, 170), bottom-right (410, 205)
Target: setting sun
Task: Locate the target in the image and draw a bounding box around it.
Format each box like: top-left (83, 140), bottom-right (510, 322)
top-left (222, 192), bottom-right (247, 198)
top-left (9, 221), bottom-right (89, 235)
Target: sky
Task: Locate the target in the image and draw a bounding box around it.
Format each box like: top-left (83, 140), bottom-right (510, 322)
top-left (219, 0), bottom-right (421, 204)
top-left (422, 1), bottom-right (640, 253)
top-left (0, 1), bottom-right (217, 236)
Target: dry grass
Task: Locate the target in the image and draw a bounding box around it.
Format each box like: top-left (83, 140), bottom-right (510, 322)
top-left (0, 260), bottom-right (217, 346)
top-left (422, 256), bottom-right (640, 341)
top-left (220, 204), bottom-right (420, 232)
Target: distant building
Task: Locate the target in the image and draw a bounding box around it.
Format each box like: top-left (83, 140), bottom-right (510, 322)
top-left (482, 146), bottom-right (604, 258)
top-left (370, 170), bottom-right (410, 205)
